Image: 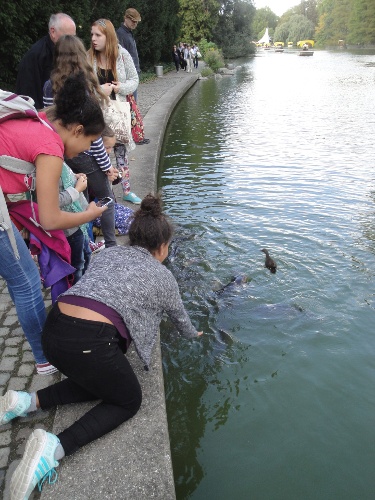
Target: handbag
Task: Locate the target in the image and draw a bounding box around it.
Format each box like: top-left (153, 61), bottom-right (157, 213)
top-left (102, 98), bottom-right (132, 146)
top-left (126, 94), bottom-right (145, 143)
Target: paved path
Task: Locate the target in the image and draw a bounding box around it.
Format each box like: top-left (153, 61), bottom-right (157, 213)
top-left (0, 66), bottom-right (201, 499)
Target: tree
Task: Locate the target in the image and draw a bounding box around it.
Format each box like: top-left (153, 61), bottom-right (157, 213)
top-left (252, 7), bottom-right (279, 40)
top-left (349, 0), bottom-right (375, 44)
top-left (129, 0), bottom-right (182, 65)
top-left (213, 0), bottom-right (256, 58)
top-left (315, 0), bottom-right (352, 45)
top-left (274, 13), bottom-right (315, 43)
top-left (178, 0), bottom-right (221, 42)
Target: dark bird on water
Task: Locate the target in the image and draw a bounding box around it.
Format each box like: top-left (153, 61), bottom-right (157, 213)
top-left (261, 248), bottom-right (277, 273)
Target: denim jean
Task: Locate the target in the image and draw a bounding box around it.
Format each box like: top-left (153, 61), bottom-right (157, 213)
top-left (39, 303), bottom-right (142, 456)
top-left (0, 222), bottom-right (47, 363)
top-left (66, 154), bottom-right (116, 248)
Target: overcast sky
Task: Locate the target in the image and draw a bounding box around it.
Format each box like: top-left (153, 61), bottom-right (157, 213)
top-left (254, 0), bottom-right (300, 16)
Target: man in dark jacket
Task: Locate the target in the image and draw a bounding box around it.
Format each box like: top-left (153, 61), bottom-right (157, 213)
top-left (116, 8), bottom-right (141, 97)
top-left (16, 13), bottom-right (76, 109)
top-left (116, 8), bottom-right (150, 145)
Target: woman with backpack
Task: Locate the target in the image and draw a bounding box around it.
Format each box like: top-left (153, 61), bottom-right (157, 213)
top-left (0, 73), bottom-right (107, 375)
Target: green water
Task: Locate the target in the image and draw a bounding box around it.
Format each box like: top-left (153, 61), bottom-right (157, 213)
top-left (158, 50), bottom-right (375, 500)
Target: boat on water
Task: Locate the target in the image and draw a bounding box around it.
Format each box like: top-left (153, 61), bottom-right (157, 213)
top-left (274, 42), bottom-right (284, 52)
top-left (297, 39), bottom-right (314, 56)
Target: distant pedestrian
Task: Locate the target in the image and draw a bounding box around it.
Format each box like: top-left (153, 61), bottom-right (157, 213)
top-left (178, 43), bottom-right (187, 71)
top-left (1, 194), bottom-right (203, 500)
top-left (184, 44), bottom-right (193, 73)
top-left (191, 44), bottom-right (199, 68)
top-left (172, 45), bottom-right (180, 72)
top-left (16, 13), bottom-right (76, 109)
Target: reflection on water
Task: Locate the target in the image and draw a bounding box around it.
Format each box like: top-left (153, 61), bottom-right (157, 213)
top-left (159, 50), bottom-right (375, 499)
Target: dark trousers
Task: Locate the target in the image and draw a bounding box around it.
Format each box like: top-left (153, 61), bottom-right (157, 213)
top-left (38, 303), bottom-right (142, 456)
top-left (66, 228), bottom-right (89, 285)
top-left (66, 154), bottom-right (116, 247)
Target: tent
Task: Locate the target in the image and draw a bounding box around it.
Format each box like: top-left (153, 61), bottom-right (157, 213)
top-left (258, 28), bottom-right (270, 45)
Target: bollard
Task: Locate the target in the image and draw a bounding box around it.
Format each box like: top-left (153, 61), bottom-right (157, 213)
top-left (155, 65), bottom-right (163, 77)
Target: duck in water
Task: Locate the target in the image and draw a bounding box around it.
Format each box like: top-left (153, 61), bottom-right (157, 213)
top-left (261, 248), bottom-right (277, 273)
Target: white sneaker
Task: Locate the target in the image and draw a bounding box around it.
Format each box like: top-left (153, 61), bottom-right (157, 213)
top-left (10, 429), bottom-right (60, 499)
top-left (0, 390), bottom-right (31, 425)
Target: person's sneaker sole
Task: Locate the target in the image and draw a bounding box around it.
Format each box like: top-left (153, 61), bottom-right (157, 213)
top-left (10, 429), bottom-right (59, 499)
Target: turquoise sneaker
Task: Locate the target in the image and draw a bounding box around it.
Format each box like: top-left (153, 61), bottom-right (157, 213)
top-left (123, 192), bottom-right (141, 204)
top-left (0, 390), bottom-right (31, 425)
top-left (10, 429), bottom-right (60, 499)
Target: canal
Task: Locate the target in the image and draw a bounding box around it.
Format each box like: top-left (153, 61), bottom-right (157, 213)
top-left (158, 50), bottom-right (375, 499)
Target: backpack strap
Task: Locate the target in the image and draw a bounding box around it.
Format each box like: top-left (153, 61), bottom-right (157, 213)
top-left (0, 158), bottom-right (36, 259)
top-left (0, 155), bottom-right (35, 174)
top-left (0, 186), bottom-right (20, 259)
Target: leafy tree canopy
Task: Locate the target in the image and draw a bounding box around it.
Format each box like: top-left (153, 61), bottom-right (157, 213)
top-left (252, 7), bottom-right (279, 40)
top-left (178, 0), bottom-right (221, 43)
top-left (274, 13), bottom-right (315, 43)
top-left (212, 0), bottom-right (256, 58)
top-left (315, 0), bottom-right (375, 45)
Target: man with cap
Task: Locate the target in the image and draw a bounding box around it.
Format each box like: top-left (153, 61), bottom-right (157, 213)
top-left (16, 13), bottom-right (76, 109)
top-left (117, 8), bottom-right (150, 144)
top-left (117, 8), bottom-right (142, 100)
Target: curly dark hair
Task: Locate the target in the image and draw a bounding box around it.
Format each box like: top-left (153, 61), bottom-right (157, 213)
top-left (129, 194), bottom-right (174, 252)
top-left (46, 72), bottom-right (105, 136)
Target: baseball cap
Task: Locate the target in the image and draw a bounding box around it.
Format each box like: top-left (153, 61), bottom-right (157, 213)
top-left (125, 8), bottom-right (141, 22)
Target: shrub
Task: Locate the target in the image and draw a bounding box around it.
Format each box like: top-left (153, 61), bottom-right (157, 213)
top-left (204, 49), bottom-right (225, 73)
top-left (200, 67), bottom-right (214, 77)
top-left (198, 38), bottom-right (218, 58)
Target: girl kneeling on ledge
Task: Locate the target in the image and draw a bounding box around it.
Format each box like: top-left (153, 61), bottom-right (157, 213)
top-left (1, 194), bottom-right (202, 500)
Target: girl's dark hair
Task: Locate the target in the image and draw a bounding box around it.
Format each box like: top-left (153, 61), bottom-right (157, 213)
top-left (129, 194), bottom-right (173, 252)
top-left (47, 72), bottom-right (105, 136)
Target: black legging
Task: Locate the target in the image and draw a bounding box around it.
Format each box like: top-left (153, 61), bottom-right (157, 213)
top-left (38, 303), bottom-right (142, 456)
